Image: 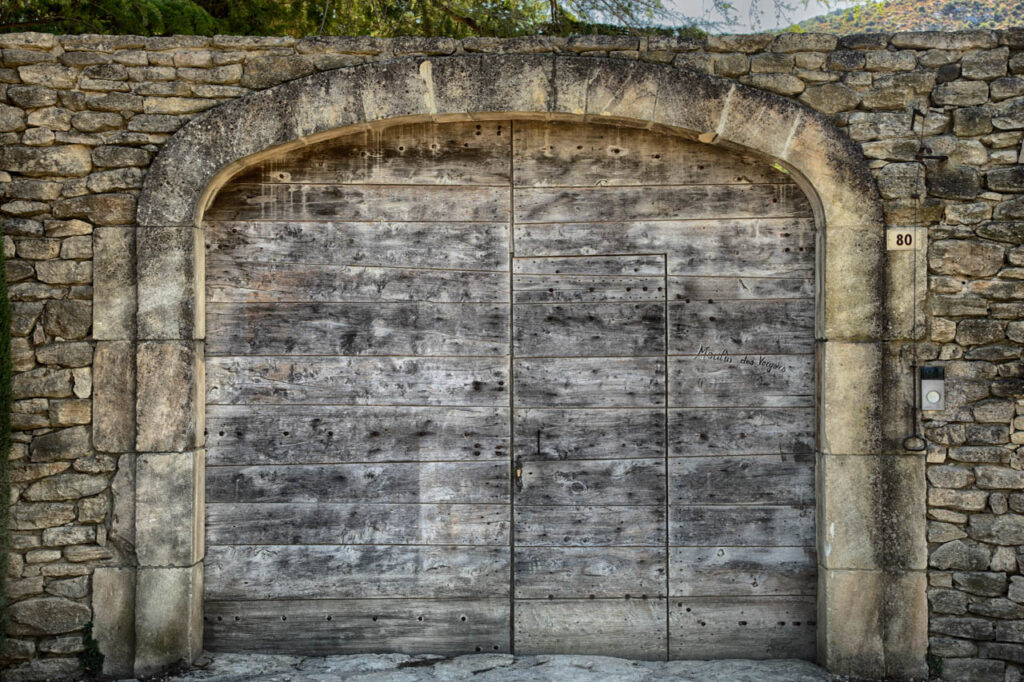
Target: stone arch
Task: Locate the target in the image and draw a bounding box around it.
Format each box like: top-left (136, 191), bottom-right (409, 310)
top-left (131, 54), bottom-right (925, 679)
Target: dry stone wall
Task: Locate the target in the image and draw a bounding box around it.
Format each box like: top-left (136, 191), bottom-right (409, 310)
top-left (0, 27), bottom-right (1022, 682)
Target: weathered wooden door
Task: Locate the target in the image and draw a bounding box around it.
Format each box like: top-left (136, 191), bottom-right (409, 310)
top-left (201, 119), bottom-right (817, 660)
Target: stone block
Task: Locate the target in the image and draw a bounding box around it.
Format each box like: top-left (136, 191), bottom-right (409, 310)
top-left (110, 454), bottom-right (136, 547)
top-left (92, 567), bottom-right (136, 677)
top-left (962, 47), bottom-right (1010, 80)
top-left (137, 226), bottom-right (200, 341)
top-left (53, 193), bottom-right (136, 226)
top-left (0, 144), bottom-right (92, 177)
top-left (819, 453), bottom-right (925, 570)
top-left (134, 564), bottom-right (203, 676)
top-left (933, 80), bottom-right (991, 106)
top-left (136, 340), bottom-right (202, 453)
top-left (927, 163), bottom-right (983, 200)
top-left (941, 658), bottom-right (1005, 682)
top-left (821, 225), bottom-right (884, 340)
top-left (930, 239), bottom-right (1004, 277)
top-left (93, 227), bottom-right (136, 341)
top-left (799, 83), bottom-right (861, 115)
top-left (8, 597), bottom-right (91, 635)
top-left (136, 450), bottom-right (204, 568)
top-left (94, 340), bottom-right (136, 453)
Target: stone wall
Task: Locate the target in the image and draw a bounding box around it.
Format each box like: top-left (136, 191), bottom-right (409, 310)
top-left (0, 28), bottom-right (1022, 682)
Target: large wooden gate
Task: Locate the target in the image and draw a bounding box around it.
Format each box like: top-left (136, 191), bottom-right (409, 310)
top-left (200, 119), bottom-right (817, 660)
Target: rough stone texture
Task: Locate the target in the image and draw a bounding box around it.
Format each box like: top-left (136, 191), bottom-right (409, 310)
top-left (0, 29), bottom-right (1022, 682)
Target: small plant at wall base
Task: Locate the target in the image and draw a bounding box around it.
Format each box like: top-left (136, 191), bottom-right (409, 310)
top-left (0, 231), bottom-right (11, 653)
top-left (79, 622), bottom-right (105, 677)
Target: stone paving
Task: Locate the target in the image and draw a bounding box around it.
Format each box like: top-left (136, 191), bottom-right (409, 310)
top-left (120, 653), bottom-right (835, 682)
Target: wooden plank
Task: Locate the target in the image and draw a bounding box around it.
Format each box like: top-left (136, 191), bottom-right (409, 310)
top-left (206, 503), bottom-right (510, 546)
top-left (205, 184), bottom-right (510, 222)
top-left (204, 598), bottom-right (510, 655)
top-left (206, 302), bottom-right (509, 357)
top-left (513, 185), bottom-right (812, 223)
top-left (512, 274), bottom-right (666, 303)
top-left (514, 219), bottom-right (815, 278)
top-left (228, 121), bottom-right (511, 186)
top-left (669, 596), bottom-right (817, 660)
top-left (670, 505), bottom-right (815, 547)
top-left (668, 354), bottom-right (814, 408)
top-left (513, 302), bottom-right (665, 357)
top-left (513, 254), bottom-right (665, 276)
top-left (206, 356), bottom-right (509, 406)
top-left (205, 221), bottom-right (510, 271)
top-left (513, 408), bottom-right (665, 461)
top-left (206, 405), bottom-right (510, 465)
top-left (515, 547), bottom-right (666, 599)
top-left (668, 408), bottom-right (814, 457)
top-left (513, 121), bottom-right (786, 188)
top-left (517, 458), bottom-right (666, 506)
top-left (669, 547), bottom-right (816, 597)
top-left (206, 262), bottom-right (509, 304)
top-left (514, 599), bottom-right (667, 660)
top-left (515, 505), bottom-right (665, 547)
top-left (668, 299), bottom-right (814, 355)
top-left (206, 462), bottom-right (508, 504)
top-left (514, 357), bottom-right (665, 408)
top-left (205, 545), bottom-right (509, 600)
top-left (670, 276), bottom-right (813, 301)
top-left (670, 455), bottom-right (815, 506)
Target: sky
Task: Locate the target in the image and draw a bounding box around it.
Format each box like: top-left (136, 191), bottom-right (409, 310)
top-left (666, 0), bottom-right (862, 33)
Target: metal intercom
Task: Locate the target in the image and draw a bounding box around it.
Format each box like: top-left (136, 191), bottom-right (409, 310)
top-left (921, 366), bottom-right (945, 412)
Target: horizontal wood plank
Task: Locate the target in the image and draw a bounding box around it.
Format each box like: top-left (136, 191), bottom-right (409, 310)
top-left (514, 219), bottom-right (815, 278)
top-left (206, 405), bottom-right (509, 465)
top-left (515, 547), bottom-right (666, 599)
top-left (515, 505), bottom-right (665, 547)
top-left (207, 356), bottom-right (509, 406)
top-left (669, 299), bottom-right (814, 355)
top-left (513, 302), bottom-right (665, 357)
top-left (669, 547), bottom-right (816, 597)
top-left (206, 462), bottom-right (508, 504)
top-left (668, 408), bottom-right (814, 457)
top-left (513, 409), bottom-right (665, 461)
top-left (669, 597), bottom-right (816, 660)
top-left (512, 274), bottom-right (667, 303)
top-left (205, 221), bottom-right (510, 271)
top-left (517, 458), bottom-right (666, 506)
top-left (512, 254), bottom-right (665, 276)
top-left (668, 355), bottom-right (814, 408)
top-left (670, 505), bottom-right (815, 547)
top-left (514, 599), bottom-right (667, 660)
top-left (207, 262), bottom-right (508, 304)
top-left (227, 121), bottom-right (511, 186)
top-left (670, 454), bottom-right (815, 506)
top-left (206, 184), bottom-right (510, 222)
top-left (204, 598), bottom-right (510, 656)
top-left (514, 357), bottom-right (665, 408)
top-left (206, 503), bottom-right (510, 546)
top-left (670, 276), bottom-right (813, 301)
top-left (205, 545), bottom-right (509, 600)
top-left (206, 302), bottom-right (509, 357)
top-left (513, 121), bottom-right (786, 188)
top-left (514, 185), bottom-right (812, 223)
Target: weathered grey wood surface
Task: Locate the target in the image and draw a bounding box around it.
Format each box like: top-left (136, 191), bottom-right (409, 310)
top-left (206, 503), bottom-right (510, 546)
top-left (669, 597), bottom-right (817, 660)
top-left (668, 547), bottom-right (817, 597)
top-left (207, 356), bottom-right (509, 406)
top-left (206, 462), bottom-right (508, 504)
top-left (206, 302), bottom-right (509, 356)
top-left (206, 405), bottom-right (510, 465)
top-left (204, 598), bottom-right (511, 655)
top-left (515, 547), bottom-right (666, 598)
top-left (203, 119), bottom-right (817, 659)
top-left (515, 599), bottom-right (667, 660)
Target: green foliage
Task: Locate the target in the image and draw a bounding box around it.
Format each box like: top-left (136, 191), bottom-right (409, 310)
top-left (791, 0), bottom-right (1024, 33)
top-left (0, 231), bottom-right (10, 653)
top-left (78, 622), bottom-right (105, 677)
top-left (0, 0), bottom-right (706, 37)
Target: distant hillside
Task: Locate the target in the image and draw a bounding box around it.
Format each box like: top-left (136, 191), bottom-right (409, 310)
top-left (792, 0), bottom-right (1024, 33)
